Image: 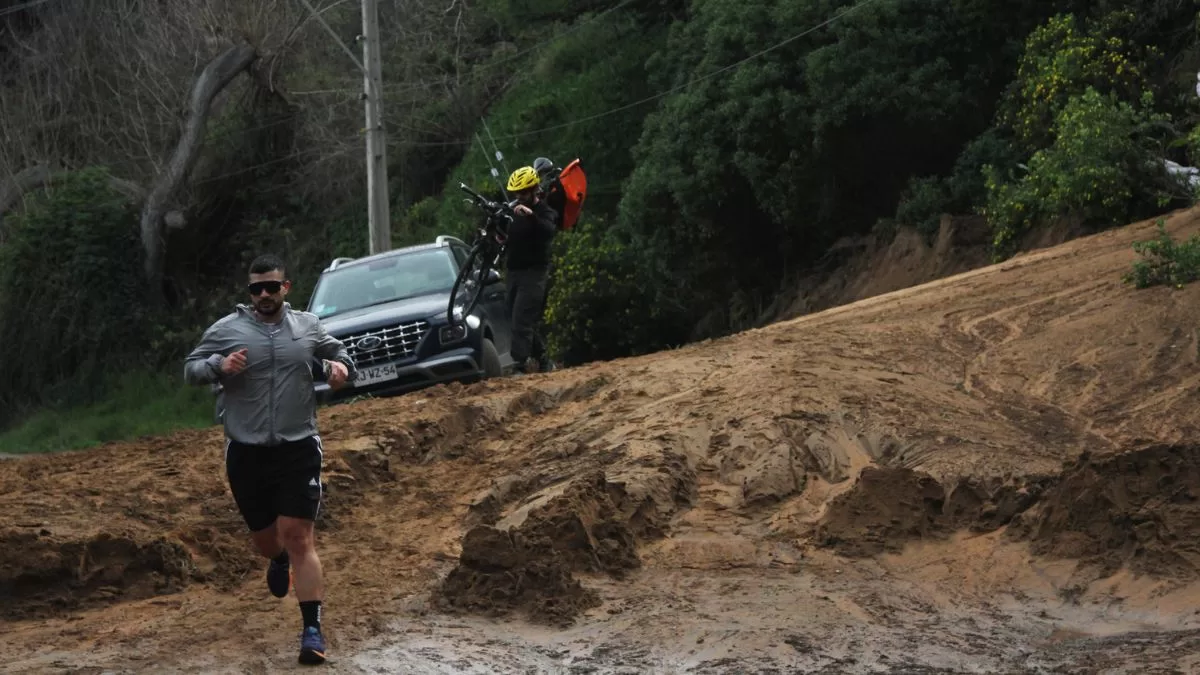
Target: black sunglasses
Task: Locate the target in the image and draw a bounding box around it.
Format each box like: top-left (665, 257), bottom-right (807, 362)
top-left (247, 280), bottom-right (285, 296)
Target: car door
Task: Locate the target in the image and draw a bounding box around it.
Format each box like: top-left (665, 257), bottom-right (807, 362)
top-left (453, 244), bottom-right (511, 355)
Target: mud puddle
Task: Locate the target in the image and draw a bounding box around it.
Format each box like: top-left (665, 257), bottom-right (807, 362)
top-left (350, 569), bottom-right (1200, 674)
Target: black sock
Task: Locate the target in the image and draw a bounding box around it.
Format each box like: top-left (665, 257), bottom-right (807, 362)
top-left (272, 550), bottom-right (289, 565)
top-left (300, 600), bottom-right (322, 631)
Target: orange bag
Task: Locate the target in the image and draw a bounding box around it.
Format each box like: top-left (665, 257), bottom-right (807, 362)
top-left (556, 159), bottom-right (587, 231)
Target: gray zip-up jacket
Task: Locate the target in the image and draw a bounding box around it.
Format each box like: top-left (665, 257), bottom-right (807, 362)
top-left (184, 303), bottom-right (356, 446)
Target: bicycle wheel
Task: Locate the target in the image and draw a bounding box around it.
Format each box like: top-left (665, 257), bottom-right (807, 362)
top-left (447, 243), bottom-right (491, 323)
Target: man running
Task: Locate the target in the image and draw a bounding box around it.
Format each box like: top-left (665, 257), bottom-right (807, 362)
top-left (184, 254), bottom-right (355, 666)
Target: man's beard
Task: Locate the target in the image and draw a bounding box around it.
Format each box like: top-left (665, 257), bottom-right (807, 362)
top-left (255, 298), bottom-right (282, 317)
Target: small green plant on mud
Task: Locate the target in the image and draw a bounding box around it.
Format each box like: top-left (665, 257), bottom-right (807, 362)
top-left (1124, 220), bottom-right (1200, 289)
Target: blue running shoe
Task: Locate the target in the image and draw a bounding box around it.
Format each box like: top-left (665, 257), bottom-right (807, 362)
top-left (266, 553), bottom-right (290, 598)
top-left (299, 626), bottom-right (327, 665)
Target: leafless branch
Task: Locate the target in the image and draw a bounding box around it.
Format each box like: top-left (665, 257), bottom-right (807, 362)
top-left (0, 163), bottom-right (51, 221)
top-left (140, 43), bottom-right (258, 295)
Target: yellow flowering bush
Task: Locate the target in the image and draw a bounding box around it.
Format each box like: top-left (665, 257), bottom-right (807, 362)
top-left (984, 88), bottom-right (1172, 258)
top-left (1001, 11), bottom-right (1158, 151)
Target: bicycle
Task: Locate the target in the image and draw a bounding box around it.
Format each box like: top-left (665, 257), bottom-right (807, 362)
top-left (446, 182), bottom-right (516, 324)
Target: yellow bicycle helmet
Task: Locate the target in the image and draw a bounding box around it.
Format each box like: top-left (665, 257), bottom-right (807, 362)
top-left (507, 166), bottom-right (540, 193)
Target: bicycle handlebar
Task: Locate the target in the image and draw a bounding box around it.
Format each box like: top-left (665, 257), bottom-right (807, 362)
top-left (458, 182), bottom-right (487, 203)
top-left (459, 182), bottom-right (518, 221)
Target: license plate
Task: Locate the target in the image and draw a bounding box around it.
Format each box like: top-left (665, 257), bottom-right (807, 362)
top-left (355, 363), bottom-right (399, 386)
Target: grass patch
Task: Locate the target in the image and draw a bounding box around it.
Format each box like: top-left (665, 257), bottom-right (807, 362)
top-left (1124, 220), bottom-right (1200, 289)
top-left (0, 370), bottom-right (216, 455)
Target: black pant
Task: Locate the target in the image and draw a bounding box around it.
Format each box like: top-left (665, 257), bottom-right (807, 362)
top-left (506, 266), bottom-right (548, 364)
top-left (225, 435), bottom-right (323, 532)
top-left (539, 261), bottom-right (555, 340)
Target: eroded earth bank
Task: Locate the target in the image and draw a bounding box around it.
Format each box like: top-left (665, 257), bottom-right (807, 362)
top-left (5, 211), bottom-right (1200, 673)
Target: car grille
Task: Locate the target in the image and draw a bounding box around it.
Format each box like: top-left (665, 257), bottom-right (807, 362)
top-left (341, 320), bottom-right (429, 368)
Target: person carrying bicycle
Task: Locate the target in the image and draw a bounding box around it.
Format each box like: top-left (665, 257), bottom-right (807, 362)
top-left (530, 156), bottom-right (567, 372)
top-left (504, 165), bottom-right (558, 374)
top-left (533, 157), bottom-right (566, 231)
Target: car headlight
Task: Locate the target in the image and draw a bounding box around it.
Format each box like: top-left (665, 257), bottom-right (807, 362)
top-left (436, 321), bottom-right (463, 341)
top-left (439, 314), bottom-right (479, 344)
top-left (439, 322), bottom-right (468, 344)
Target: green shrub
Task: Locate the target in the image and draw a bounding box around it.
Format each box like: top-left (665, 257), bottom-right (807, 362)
top-left (984, 88), bottom-right (1173, 258)
top-left (945, 128), bottom-right (1025, 211)
top-left (895, 176), bottom-right (950, 241)
top-left (397, 196), bottom-right (448, 247)
top-left (0, 167), bottom-right (150, 420)
top-left (543, 220), bottom-right (682, 365)
top-left (1124, 221), bottom-right (1200, 289)
top-left (890, 128), bottom-right (1025, 241)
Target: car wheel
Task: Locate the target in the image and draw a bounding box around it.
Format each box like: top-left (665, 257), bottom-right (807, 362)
top-left (481, 337), bottom-right (502, 378)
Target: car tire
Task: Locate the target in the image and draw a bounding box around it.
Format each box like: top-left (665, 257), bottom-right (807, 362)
top-left (481, 337), bottom-right (502, 378)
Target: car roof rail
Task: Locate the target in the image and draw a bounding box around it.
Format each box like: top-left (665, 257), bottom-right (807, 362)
top-left (326, 256), bottom-right (355, 272)
top-left (435, 235), bottom-right (466, 248)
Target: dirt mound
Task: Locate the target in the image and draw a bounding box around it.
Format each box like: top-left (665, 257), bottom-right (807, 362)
top-left (815, 466), bottom-right (947, 556)
top-left (814, 443), bottom-right (1200, 582)
top-left (436, 471), bottom-right (637, 625)
top-left (1, 529), bottom-right (195, 619)
top-left (7, 211), bottom-right (1200, 671)
top-left (1011, 444), bottom-right (1200, 579)
top-left (435, 525), bottom-right (601, 627)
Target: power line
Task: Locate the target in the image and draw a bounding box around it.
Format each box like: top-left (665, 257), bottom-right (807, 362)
top-left (475, 132), bottom-right (508, 199)
top-left (383, 0), bottom-right (881, 149)
top-left (294, 0), bottom-right (368, 78)
top-left (291, 87), bottom-right (366, 96)
top-left (204, 115), bottom-right (299, 143)
top-left (285, 0), bottom-right (641, 97)
top-left (0, 0), bottom-right (57, 18)
top-left (494, 0), bottom-right (883, 141)
top-left (481, 116), bottom-right (509, 177)
top-left (193, 142), bottom-right (356, 184)
top-left (194, 148), bottom-right (322, 184)
top-left (465, 0), bottom-right (640, 80)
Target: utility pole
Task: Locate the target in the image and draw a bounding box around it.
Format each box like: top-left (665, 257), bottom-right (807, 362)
top-left (361, 0), bottom-right (390, 254)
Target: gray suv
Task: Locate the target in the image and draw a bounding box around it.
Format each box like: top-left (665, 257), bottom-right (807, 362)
top-left (309, 235), bottom-right (514, 402)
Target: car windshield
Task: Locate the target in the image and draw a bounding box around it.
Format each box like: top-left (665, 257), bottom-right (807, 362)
top-left (309, 248), bottom-right (457, 319)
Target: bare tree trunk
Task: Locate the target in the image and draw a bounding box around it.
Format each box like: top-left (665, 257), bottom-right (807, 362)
top-left (139, 43), bottom-right (257, 297)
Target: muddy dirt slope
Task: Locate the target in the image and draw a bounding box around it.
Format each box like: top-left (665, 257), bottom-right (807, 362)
top-left (4, 210), bottom-right (1200, 673)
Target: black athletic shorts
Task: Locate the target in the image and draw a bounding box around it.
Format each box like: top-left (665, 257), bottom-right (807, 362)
top-left (224, 435), bottom-right (323, 532)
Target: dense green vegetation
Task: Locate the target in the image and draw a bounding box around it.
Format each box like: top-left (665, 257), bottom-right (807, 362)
top-left (2, 0), bottom-right (1199, 447)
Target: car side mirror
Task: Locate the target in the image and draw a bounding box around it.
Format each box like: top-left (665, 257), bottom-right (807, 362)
top-left (484, 268), bottom-right (503, 285)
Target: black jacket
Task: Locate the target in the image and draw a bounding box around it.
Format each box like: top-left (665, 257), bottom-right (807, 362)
top-left (505, 199), bottom-right (558, 270)
top-left (543, 178), bottom-right (567, 230)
